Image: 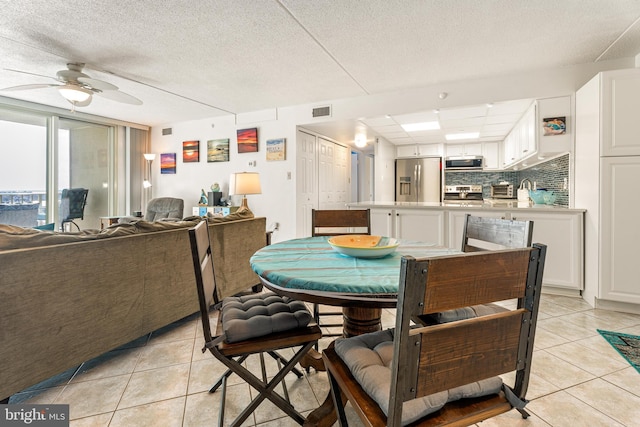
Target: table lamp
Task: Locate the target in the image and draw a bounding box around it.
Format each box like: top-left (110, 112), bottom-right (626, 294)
top-left (230, 172), bottom-right (261, 211)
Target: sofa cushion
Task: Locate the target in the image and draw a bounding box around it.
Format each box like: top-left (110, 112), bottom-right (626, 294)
top-left (334, 328), bottom-right (503, 426)
top-left (221, 292), bottom-right (312, 343)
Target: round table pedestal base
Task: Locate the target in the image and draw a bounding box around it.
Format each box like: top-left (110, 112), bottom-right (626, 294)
top-left (343, 307), bottom-right (382, 337)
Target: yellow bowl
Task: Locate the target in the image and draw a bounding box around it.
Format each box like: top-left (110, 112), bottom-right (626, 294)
top-left (327, 235), bottom-right (399, 258)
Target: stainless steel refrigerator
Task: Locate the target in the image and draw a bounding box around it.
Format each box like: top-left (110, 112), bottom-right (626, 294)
top-left (395, 157), bottom-right (442, 202)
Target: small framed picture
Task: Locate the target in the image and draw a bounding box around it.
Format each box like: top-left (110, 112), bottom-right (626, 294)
top-left (161, 153), bottom-right (177, 174)
top-left (183, 140), bottom-right (200, 162)
top-left (237, 128), bottom-right (258, 153)
top-left (266, 138), bottom-right (286, 161)
top-left (543, 117), bottom-right (566, 136)
top-left (207, 139), bottom-right (230, 162)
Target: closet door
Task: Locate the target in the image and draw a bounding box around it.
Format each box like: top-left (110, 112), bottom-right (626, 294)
top-left (295, 130), bottom-right (318, 237)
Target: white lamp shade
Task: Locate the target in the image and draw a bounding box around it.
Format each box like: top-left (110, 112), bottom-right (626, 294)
top-left (230, 172), bottom-right (261, 196)
top-left (143, 153), bottom-right (156, 161)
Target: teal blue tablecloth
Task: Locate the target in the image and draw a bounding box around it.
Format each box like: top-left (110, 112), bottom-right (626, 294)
top-left (250, 236), bottom-right (459, 294)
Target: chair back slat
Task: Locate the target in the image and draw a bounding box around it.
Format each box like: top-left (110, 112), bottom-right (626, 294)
top-left (420, 249), bottom-right (531, 314)
top-left (416, 309), bottom-right (524, 396)
top-left (311, 209), bottom-right (371, 236)
top-left (188, 220), bottom-right (218, 342)
top-left (462, 214), bottom-right (533, 252)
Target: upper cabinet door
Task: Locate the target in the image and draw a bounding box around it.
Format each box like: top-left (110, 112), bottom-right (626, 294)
top-left (601, 69), bottom-right (640, 157)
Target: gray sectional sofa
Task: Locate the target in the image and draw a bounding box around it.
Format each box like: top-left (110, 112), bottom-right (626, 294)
top-left (0, 211), bottom-right (267, 400)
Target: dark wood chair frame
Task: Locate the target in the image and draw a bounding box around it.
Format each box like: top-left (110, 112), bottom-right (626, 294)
top-left (311, 209), bottom-right (372, 345)
top-left (188, 220), bottom-right (322, 426)
top-left (323, 244), bottom-right (547, 427)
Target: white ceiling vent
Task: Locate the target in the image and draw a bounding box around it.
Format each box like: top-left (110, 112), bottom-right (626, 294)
top-left (162, 128), bottom-right (172, 136)
top-left (312, 105), bottom-right (331, 118)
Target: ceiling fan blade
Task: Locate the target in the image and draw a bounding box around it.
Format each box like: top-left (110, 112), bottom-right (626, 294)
top-left (77, 77), bottom-right (118, 91)
top-left (4, 68), bottom-right (58, 82)
top-left (97, 90), bottom-right (143, 105)
top-left (1, 83), bottom-right (59, 92)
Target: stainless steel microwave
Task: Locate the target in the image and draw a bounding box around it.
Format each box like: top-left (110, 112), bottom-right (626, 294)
top-left (444, 156), bottom-right (484, 170)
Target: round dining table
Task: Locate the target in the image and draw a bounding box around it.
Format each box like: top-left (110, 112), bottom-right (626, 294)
top-left (250, 236), bottom-right (459, 427)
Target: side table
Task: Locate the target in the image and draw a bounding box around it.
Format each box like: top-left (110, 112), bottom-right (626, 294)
top-left (99, 216), bottom-right (122, 229)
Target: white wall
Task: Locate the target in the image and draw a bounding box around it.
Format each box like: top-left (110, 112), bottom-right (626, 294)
top-left (150, 108), bottom-right (299, 242)
top-left (150, 58), bottom-right (634, 241)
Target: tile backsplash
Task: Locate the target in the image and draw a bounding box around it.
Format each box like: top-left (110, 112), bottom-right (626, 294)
top-left (445, 153), bottom-right (569, 206)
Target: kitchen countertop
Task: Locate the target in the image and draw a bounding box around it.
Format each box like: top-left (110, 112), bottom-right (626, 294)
top-left (347, 200), bottom-right (586, 213)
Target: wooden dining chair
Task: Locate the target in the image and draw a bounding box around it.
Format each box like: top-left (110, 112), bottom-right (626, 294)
top-left (311, 209), bottom-right (371, 345)
top-left (188, 220), bottom-right (322, 426)
top-left (323, 244), bottom-right (547, 426)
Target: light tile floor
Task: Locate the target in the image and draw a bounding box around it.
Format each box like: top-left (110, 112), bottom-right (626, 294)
top-left (9, 294), bottom-right (640, 426)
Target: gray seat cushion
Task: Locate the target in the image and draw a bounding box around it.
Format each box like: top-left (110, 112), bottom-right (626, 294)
top-left (221, 292), bottom-right (312, 343)
top-left (335, 328), bottom-right (503, 426)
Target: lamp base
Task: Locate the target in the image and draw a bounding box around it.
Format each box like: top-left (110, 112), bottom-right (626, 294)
top-left (238, 196), bottom-right (250, 211)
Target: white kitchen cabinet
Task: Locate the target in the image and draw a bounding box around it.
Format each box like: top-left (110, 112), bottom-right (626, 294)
top-left (601, 72), bottom-right (640, 156)
top-left (482, 141), bottom-right (500, 170)
top-left (576, 68), bottom-right (640, 311)
top-left (370, 208), bottom-right (446, 246)
top-left (370, 208), bottom-right (394, 237)
top-left (445, 143), bottom-right (482, 157)
top-left (511, 211), bottom-right (583, 293)
top-left (599, 157), bottom-right (640, 304)
top-left (448, 210), bottom-right (583, 293)
top-left (396, 144), bottom-right (442, 158)
top-left (503, 103), bottom-right (536, 168)
top-left (394, 209), bottom-right (446, 245)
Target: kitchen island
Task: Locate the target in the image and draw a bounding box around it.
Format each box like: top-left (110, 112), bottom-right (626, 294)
top-left (347, 200), bottom-right (585, 295)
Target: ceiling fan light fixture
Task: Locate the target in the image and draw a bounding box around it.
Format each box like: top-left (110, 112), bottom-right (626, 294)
top-left (58, 84), bottom-right (92, 103)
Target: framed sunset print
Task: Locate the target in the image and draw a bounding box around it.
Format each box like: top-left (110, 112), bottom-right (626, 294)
top-left (160, 153), bottom-right (176, 174)
top-left (237, 128), bottom-right (258, 153)
top-left (182, 140), bottom-right (200, 162)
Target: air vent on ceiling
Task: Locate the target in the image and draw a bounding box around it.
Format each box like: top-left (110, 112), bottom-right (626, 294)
top-left (312, 105), bottom-right (331, 118)
top-left (162, 128), bottom-right (172, 136)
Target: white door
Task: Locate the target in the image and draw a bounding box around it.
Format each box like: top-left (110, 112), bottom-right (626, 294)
top-left (296, 130), bottom-right (318, 237)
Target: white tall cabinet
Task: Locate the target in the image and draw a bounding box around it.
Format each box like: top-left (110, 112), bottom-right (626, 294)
top-left (575, 69), bottom-right (640, 311)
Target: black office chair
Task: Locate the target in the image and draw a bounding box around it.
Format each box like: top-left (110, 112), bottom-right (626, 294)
top-left (59, 188), bottom-right (88, 231)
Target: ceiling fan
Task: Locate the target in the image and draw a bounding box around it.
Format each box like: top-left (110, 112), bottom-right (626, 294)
top-left (1, 62), bottom-right (143, 109)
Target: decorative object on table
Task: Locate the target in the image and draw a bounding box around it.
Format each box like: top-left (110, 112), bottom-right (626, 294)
top-left (143, 153), bottom-right (155, 189)
top-left (237, 128), bottom-right (258, 153)
top-left (543, 116), bottom-right (566, 136)
top-left (229, 172), bottom-right (261, 211)
top-left (182, 140), bottom-right (199, 162)
top-left (160, 153), bottom-right (176, 174)
top-left (327, 235), bottom-right (399, 258)
top-left (198, 189), bottom-right (208, 206)
top-left (597, 329), bottom-right (640, 372)
top-left (207, 183), bottom-right (221, 206)
top-left (266, 138), bottom-right (285, 161)
top-left (207, 138), bottom-right (229, 162)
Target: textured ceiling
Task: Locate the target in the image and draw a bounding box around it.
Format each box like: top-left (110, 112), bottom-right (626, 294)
top-left (1, 0), bottom-right (640, 138)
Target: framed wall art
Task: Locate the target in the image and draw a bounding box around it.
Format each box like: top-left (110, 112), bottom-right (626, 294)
top-left (237, 128), bottom-right (258, 153)
top-left (182, 140), bottom-right (200, 162)
top-left (543, 117), bottom-right (566, 136)
top-left (266, 138), bottom-right (286, 161)
top-left (207, 138), bottom-right (230, 162)
top-left (160, 153), bottom-right (177, 174)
